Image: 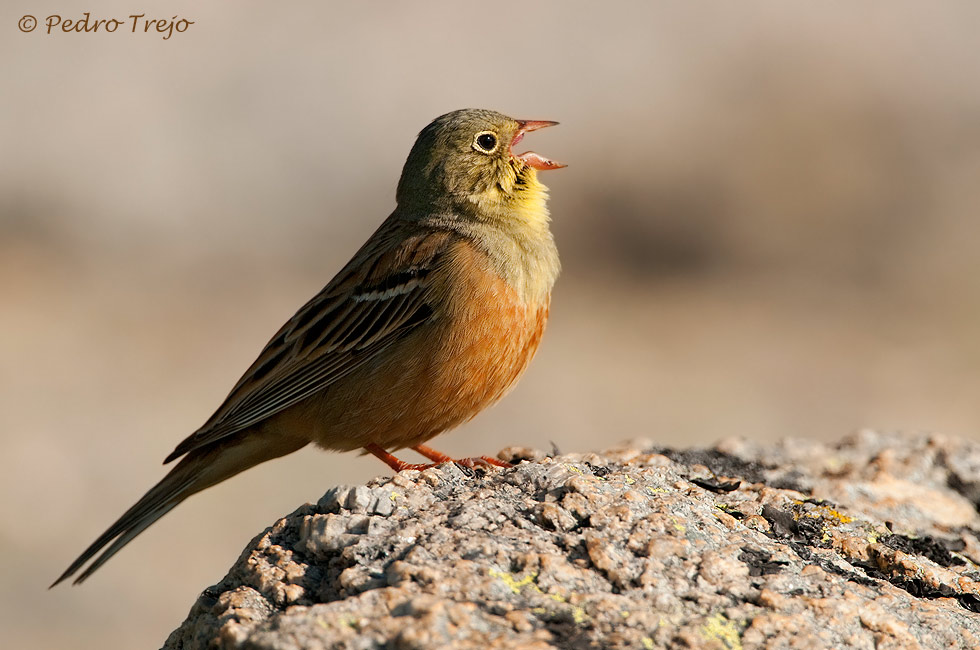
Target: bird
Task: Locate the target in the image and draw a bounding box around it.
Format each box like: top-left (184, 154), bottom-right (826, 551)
top-left (52, 108), bottom-right (565, 586)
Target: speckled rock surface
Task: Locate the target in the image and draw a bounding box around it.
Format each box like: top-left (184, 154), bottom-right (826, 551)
top-left (163, 431), bottom-right (980, 649)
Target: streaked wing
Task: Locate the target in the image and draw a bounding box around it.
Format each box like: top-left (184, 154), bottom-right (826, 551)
top-left (164, 225), bottom-right (451, 463)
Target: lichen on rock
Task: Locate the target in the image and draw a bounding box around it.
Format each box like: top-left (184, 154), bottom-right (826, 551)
top-left (164, 431), bottom-right (980, 649)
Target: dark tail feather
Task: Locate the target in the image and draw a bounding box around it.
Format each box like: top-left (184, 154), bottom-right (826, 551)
top-left (51, 431), bottom-right (308, 587)
top-left (50, 458), bottom-right (202, 587)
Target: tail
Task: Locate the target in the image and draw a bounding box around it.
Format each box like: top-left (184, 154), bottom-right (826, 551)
top-left (51, 431), bottom-right (307, 587)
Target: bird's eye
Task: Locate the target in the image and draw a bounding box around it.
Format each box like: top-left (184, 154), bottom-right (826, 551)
top-left (473, 131), bottom-right (498, 154)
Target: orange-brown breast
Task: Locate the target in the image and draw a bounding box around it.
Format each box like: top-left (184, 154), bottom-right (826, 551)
top-left (298, 239), bottom-right (550, 452)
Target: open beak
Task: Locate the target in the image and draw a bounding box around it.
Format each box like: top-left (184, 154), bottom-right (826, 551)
top-left (512, 119), bottom-right (566, 170)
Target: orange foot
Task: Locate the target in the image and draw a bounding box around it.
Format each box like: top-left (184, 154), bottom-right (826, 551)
top-left (365, 443), bottom-right (513, 472)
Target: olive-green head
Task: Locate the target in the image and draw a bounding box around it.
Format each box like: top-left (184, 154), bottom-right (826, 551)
top-left (396, 109), bottom-right (564, 217)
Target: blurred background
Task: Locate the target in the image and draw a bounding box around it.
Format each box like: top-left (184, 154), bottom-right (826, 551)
top-left (4, 1), bottom-right (980, 647)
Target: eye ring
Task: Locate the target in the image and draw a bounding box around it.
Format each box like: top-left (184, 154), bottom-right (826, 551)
top-left (473, 131), bottom-right (499, 154)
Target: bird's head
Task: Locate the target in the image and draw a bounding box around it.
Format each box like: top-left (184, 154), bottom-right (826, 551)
top-left (396, 109), bottom-right (564, 222)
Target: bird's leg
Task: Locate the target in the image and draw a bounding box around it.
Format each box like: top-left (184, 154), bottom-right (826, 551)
top-left (364, 443), bottom-right (514, 472)
top-left (364, 443), bottom-right (437, 472)
top-left (410, 444), bottom-right (454, 463)
top-left (412, 443), bottom-right (513, 469)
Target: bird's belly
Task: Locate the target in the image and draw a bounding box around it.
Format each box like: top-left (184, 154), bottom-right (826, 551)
top-left (307, 292), bottom-right (548, 452)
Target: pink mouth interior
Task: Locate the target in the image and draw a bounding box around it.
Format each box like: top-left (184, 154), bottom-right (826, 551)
top-left (509, 129), bottom-right (565, 170)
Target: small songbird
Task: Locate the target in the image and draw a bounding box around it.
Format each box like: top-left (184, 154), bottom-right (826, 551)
top-left (53, 108), bottom-right (564, 586)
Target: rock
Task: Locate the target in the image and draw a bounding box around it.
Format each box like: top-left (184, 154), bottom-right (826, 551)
top-left (163, 431), bottom-right (980, 649)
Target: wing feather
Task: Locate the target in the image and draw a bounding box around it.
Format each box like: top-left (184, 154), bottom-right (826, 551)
top-left (163, 227), bottom-right (451, 463)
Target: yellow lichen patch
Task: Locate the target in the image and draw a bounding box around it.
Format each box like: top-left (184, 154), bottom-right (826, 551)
top-left (337, 616), bottom-right (360, 630)
top-left (716, 503), bottom-right (741, 515)
top-left (489, 569), bottom-right (588, 625)
top-left (625, 475), bottom-right (636, 485)
top-left (489, 569), bottom-right (538, 595)
top-left (642, 637), bottom-right (655, 649)
top-left (815, 506), bottom-right (853, 524)
top-left (794, 500), bottom-right (853, 525)
top-left (701, 613), bottom-right (743, 650)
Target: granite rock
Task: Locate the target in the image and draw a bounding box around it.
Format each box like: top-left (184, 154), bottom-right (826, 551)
top-left (163, 431), bottom-right (980, 649)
